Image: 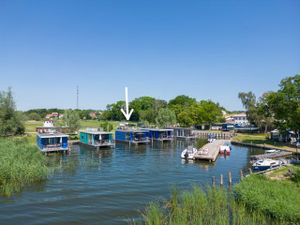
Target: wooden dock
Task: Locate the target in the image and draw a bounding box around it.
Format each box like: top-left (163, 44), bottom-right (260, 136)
top-left (250, 151), bottom-right (293, 160)
top-left (194, 140), bottom-right (226, 162)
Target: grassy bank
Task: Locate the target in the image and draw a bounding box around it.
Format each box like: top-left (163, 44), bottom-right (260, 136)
top-left (140, 169), bottom-right (300, 225)
top-left (0, 138), bottom-right (48, 196)
top-left (232, 133), bottom-right (297, 152)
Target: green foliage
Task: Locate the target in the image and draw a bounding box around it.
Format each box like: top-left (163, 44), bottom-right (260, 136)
top-left (176, 100), bottom-right (224, 127)
top-left (100, 121), bottom-right (114, 132)
top-left (195, 138), bottom-right (208, 149)
top-left (101, 101), bottom-right (126, 121)
top-left (27, 112), bottom-right (42, 121)
top-left (291, 169), bottom-right (300, 183)
top-left (168, 95), bottom-right (197, 118)
top-left (155, 108), bottom-right (177, 128)
top-left (63, 110), bottom-right (80, 132)
top-left (141, 185), bottom-right (289, 225)
top-left (266, 75), bottom-right (300, 136)
top-left (234, 175), bottom-right (300, 223)
top-left (0, 138), bottom-right (48, 196)
top-left (0, 88), bottom-right (25, 136)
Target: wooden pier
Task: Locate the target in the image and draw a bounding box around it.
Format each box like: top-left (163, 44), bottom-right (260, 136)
top-left (194, 140), bottom-right (226, 162)
top-left (250, 151), bottom-right (293, 160)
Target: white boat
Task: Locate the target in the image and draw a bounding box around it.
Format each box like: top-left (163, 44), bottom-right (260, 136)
top-left (219, 143), bottom-right (231, 154)
top-left (252, 159), bottom-right (282, 171)
top-left (181, 146), bottom-right (197, 160)
top-left (265, 149), bottom-right (280, 154)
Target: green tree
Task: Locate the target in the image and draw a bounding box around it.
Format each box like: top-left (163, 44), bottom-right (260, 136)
top-left (155, 108), bottom-right (177, 128)
top-left (266, 75), bottom-right (300, 137)
top-left (63, 110), bottom-right (80, 133)
top-left (27, 112), bottom-right (42, 121)
top-left (0, 88), bottom-right (25, 136)
top-left (168, 95), bottom-right (197, 117)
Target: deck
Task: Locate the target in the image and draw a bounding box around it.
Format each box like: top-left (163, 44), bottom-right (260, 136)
top-left (250, 151), bottom-right (293, 160)
top-left (194, 140), bottom-right (226, 162)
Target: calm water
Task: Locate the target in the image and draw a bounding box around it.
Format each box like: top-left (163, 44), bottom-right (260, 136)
top-left (0, 141), bottom-right (263, 225)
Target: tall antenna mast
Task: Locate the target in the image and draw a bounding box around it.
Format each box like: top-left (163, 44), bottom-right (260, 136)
top-left (76, 85), bottom-right (79, 109)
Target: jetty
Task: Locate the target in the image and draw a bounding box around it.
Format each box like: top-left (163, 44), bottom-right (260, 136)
top-left (250, 151), bottom-right (293, 160)
top-left (194, 140), bottom-right (226, 162)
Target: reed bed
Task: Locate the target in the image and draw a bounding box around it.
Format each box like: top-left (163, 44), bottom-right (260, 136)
top-left (0, 138), bottom-right (48, 196)
top-left (140, 183), bottom-right (297, 225)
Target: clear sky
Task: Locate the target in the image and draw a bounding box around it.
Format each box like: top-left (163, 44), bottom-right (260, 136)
top-left (0, 0), bottom-right (299, 111)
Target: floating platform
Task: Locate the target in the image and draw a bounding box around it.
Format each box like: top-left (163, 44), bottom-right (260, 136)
top-left (146, 128), bottom-right (174, 142)
top-left (194, 140), bottom-right (227, 162)
top-left (250, 151), bottom-right (293, 161)
top-left (115, 129), bottom-right (150, 145)
top-left (173, 128), bottom-right (196, 140)
top-left (79, 129), bottom-right (115, 149)
top-left (36, 132), bottom-right (69, 153)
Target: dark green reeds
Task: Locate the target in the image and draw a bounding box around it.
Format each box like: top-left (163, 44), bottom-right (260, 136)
top-left (141, 183), bottom-right (297, 225)
top-left (0, 138), bottom-right (48, 196)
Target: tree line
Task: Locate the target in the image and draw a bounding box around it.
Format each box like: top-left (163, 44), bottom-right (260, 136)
top-left (239, 74), bottom-right (300, 136)
top-left (100, 95), bottom-right (225, 127)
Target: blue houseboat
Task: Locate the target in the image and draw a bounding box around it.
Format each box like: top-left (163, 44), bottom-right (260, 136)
top-left (79, 129), bottom-right (114, 149)
top-left (174, 128), bottom-right (196, 140)
top-left (147, 128), bottom-right (174, 142)
top-left (36, 132), bottom-right (69, 153)
top-left (115, 129), bottom-right (150, 145)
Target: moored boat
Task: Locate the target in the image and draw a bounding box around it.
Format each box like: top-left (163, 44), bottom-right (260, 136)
top-left (219, 142), bottom-right (231, 154)
top-left (181, 146), bottom-right (197, 160)
top-left (252, 158), bottom-right (282, 171)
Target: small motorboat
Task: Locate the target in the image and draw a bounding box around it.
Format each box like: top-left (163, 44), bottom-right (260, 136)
top-left (265, 149), bottom-right (280, 154)
top-left (181, 146), bottom-right (197, 160)
top-left (219, 143), bottom-right (231, 154)
top-left (252, 159), bottom-right (282, 171)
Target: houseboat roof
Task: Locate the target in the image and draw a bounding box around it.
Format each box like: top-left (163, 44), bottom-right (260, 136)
top-left (173, 127), bottom-right (192, 130)
top-left (79, 129), bottom-right (113, 135)
top-left (116, 129), bottom-right (148, 133)
top-left (37, 132), bottom-right (68, 138)
top-left (147, 128), bottom-right (174, 132)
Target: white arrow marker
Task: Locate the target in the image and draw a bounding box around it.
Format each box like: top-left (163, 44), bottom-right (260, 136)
top-left (121, 87), bottom-right (134, 121)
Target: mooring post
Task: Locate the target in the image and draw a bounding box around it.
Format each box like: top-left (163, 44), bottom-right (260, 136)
top-left (248, 168), bottom-right (252, 175)
top-left (220, 174), bottom-right (224, 186)
top-left (240, 170), bottom-right (244, 180)
top-left (212, 176), bottom-right (216, 187)
top-left (228, 171), bottom-right (232, 186)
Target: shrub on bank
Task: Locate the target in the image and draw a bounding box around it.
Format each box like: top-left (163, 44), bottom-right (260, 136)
top-left (0, 138), bottom-right (48, 196)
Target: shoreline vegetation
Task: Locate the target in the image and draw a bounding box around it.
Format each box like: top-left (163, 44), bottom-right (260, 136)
top-left (232, 133), bottom-right (298, 152)
top-left (0, 138), bottom-right (48, 196)
top-left (139, 166), bottom-right (300, 225)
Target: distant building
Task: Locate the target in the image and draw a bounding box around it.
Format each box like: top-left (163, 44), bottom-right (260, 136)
top-left (225, 113), bottom-right (249, 126)
top-left (45, 112), bottom-right (63, 119)
top-left (89, 112), bottom-right (98, 119)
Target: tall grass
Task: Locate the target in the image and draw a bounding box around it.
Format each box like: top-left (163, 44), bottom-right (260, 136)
top-left (141, 184), bottom-right (296, 225)
top-left (0, 138), bottom-right (48, 196)
top-left (234, 175), bottom-right (300, 223)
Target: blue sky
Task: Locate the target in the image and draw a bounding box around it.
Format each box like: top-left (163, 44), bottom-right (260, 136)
top-left (0, 0), bottom-right (299, 111)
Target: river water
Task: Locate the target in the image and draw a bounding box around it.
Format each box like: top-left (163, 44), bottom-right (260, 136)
top-left (0, 141), bottom-right (263, 225)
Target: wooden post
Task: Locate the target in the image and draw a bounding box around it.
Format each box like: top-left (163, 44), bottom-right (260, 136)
top-left (212, 176), bottom-right (216, 187)
top-left (248, 168), bottom-right (253, 175)
top-left (228, 171), bottom-right (232, 186)
top-left (240, 170), bottom-right (244, 180)
top-left (220, 174), bottom-right (224, 186)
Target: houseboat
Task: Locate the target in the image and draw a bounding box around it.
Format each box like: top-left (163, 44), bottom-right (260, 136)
top-left (36, 123), bottom-right (69, 153)
top-left (115, 129), bottom-right (150, 145)
top-left (147, 128), bottom-right (174, 142)
top-left (173, 128), bottom-right (196, 140)
top-left (79, 129), bottom-right (114, 149)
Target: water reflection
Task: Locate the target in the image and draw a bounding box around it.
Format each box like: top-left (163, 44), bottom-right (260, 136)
top-left (0, 140), bottom-right (265, 225)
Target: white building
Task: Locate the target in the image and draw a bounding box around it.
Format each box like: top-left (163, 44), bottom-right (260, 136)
top-left (225, 113), bottom-right (249, 126)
